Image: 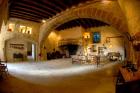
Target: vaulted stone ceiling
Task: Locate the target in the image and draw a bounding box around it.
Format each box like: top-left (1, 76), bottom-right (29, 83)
top-left (56, 18), bottom-right (109, 31)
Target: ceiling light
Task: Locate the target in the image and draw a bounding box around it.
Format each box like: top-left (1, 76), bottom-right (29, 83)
top-left (101, 0), bottom-right (111, 3)
top-left (42, 19), bottom-right (46, 23)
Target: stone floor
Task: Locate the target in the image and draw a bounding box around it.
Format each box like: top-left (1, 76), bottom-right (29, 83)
top-left (0, 58), bottom-right (120, 93)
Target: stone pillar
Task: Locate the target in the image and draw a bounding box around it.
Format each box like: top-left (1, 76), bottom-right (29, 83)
top-left (0, 1), bottom-right (3, 30)
top-left (0, 0), bottom-right (8, 32)
top-left (118, 0), bottom-right (140, 35)
top-left (137, 52), bottom-right (140, 69)
top-left (118, 0), bottom-right (140, 68)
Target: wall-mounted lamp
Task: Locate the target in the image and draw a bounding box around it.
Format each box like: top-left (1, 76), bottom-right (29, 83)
top-left (101, 0), bottom-right (112, 3)
top-left (83, 32), bottom-right (90, 39)
top-left (42, 19), bottom-right (46, 23)
top-left (108, 44), bottom-right (113, 48)
top-left (106, 38), bottom-right (110, 43)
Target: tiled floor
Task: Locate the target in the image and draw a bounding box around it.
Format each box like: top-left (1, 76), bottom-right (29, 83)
top-left (0, 58), bottom-right (120, 93)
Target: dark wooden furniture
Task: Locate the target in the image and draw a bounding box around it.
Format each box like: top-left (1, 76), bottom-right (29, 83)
top-left (0, 61), bottom-right (8, 79)
top-left (107, 52), bottom-right (122, 61)
top-left (116, 66), bottom-right (140, 93)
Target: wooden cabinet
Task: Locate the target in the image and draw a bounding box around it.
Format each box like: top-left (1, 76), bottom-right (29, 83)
top-left (116, 67), bottom-right (140, 93)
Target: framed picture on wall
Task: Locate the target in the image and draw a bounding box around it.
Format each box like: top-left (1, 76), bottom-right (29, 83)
top-left (92, 32), bottom-right (101, 43)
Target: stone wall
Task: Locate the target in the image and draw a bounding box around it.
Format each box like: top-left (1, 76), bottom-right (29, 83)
top-left (87, 26), bottom-right (125, 60)
top-left (0, 0), bottom-right (140, 65)
top-left (0, 18), bottom-right (40, 61)
top-left (39, 0), bottom-right (128, 47)
top-left (118, 0), bottom-right (140, 36)
top-left (8, 18), bottom-right (41, 41)
top-left (38, 0), bottom-right (140, 66)
top-left (58, 27), bottom-right (83, 40)
top-left (5, 38), bottom-right (28, 61)
top-left (42, 26), bottom-right (126, 60)
top-left (44, 27), bottom-right (84, 53)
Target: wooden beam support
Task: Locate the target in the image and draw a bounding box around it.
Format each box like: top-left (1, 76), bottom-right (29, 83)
top-left (10, 14), bottom-right (40, 22)
top-left (10, 11), bottom-right (43, 19)
top-left (11, 6), bottom-right (50, 18)
top-left (14, 2), bottom-right (55, 16)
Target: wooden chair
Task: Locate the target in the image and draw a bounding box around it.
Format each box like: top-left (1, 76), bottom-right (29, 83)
top-left (0, 61), bottom-right (8, 72)
top-left (107, 52), bottom-right (122, 61)
top-left (79, 55), bottom-right (87, 64)
top-left (90, 55), bottom-right (97, 64)
top-left (72, 55), bottom-right (80, 64)
top-left (0, 61), bottom-right (8, 79)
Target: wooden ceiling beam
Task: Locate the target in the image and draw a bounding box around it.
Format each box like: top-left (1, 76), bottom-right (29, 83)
top-left (53, 0), bottom-right (68, 9)
top-left (75, 20), bottom-right (81, 26)
top-left (88, 19), bottom-right (92, 27)
top-left (10, 14), bottom-right (41, 22)
top-left (11, 6), bottom-right (50, 18)
top-left (10, 16), bottom-right (40, 23)
top-left (80, 19), bottom-right (85, 28)
top-left (91, 20), bottom-right (96, 27)
top-left (10, 11), bottom-right (43, 19)
top-left (55, 18), bottom-right (109, 31)
top-left (73, 20), bottom-right (79, 27)
top-left (0, 0), bottom-right (4, 5)
top-left (10, 14), bottom-right (40, 22)
top-left (84, 19), bottom-right (88, 28)
top-left (76, 20), bottom-right (82, 27)
top-left (41, 0), bottom-right (63, 11)
top-left (21, 0), bottom-right (60, 13)
top-left (10, 14), bottom-right (39, 21)
top-left (14, 2), bottom-right (55, 16)
top-left (67, 22), bottom-right (71, 29)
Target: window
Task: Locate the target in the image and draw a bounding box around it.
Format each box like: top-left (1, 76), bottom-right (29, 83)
top-left (19, 25), bottom-right (32, 34)
top-left (8, 23), bottom-right (15, 32)
top-left (83, 32), bottom-right (90, 39)
top-left (8, 23), bottom-right (32, 35)
top-left (26, 27), bottom-right (32, 34)
top-left (19, 25), bottom-right (26, 33)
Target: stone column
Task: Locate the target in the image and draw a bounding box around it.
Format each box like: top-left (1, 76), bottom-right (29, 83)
top-left (118, 0), bottom-right (140, 36)
top-left (0, 0), bottom-right (8, 32)
top-left (137, 52), bottom-right (140, 69)
top-left (118, 0), bottom-right (140, 68)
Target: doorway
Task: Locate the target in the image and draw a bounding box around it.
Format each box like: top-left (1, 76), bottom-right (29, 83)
top-left (27, 42), bottom-right (36, 61)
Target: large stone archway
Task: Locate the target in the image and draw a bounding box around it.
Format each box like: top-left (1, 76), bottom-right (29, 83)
top-left (39, 0), bottom-right (128, 48)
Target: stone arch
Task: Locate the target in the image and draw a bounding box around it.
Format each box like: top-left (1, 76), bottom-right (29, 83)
top-left (39, 1), bottom-right (128, 48)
